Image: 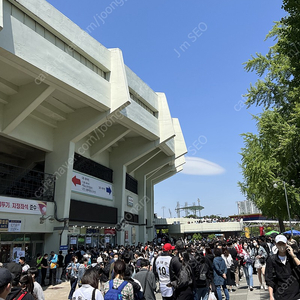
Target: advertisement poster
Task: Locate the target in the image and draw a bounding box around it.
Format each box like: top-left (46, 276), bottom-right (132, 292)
top-left (13, 248), bottom-right (25, 263)
top-left (131, 227), bottom-right (136, 244)
top-left (86, 237), bottom-right (92, 244)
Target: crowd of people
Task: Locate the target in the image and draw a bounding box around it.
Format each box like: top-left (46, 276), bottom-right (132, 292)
top-left (0, 233), bottom-right (300, 300)
top-left (186, 217), bottom-right (242, 224)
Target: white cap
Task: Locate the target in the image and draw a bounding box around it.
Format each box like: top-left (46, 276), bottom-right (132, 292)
top-left (97, 256), bottom-right (103, 263)
top-left (275, 234), bottom-right (287, 244)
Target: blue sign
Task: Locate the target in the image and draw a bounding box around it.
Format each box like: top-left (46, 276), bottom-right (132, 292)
top-left (59, 245), bottom-right (68, 251)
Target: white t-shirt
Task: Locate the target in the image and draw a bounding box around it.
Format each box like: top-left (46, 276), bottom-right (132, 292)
top-left (278, 255), bottom-right (287, 265)
top-left (72, 284), bottom-right (104, 300)
top-left (33, 281), bottom-right (45, 300)
top-left (155, 255), bottom-right (173, 297)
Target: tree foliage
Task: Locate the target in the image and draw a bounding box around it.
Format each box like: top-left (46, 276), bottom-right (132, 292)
top-left (239, 1), bottom-right (300, 227)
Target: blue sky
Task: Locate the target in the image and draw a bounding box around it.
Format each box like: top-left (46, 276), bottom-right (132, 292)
top-left (46, 0), bottom-right (286, 217)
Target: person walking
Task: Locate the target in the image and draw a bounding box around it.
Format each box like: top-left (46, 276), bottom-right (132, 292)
top-left (240, 242), bottom-right (253, 291)
top-left (153, 243), bottom-right (175, 300)
top-left (221, 248), bottom-right (235, 293)
top-left (251, 239), bottom-right (267, 290)
top-left (213, 248), bottom-right (230, 300)
top-left (27, 267), bottom-right (45, 300)
top-left (67, 256), bottom-right (80, 300)
top-left (265, 234), bottom-right (300, 300)
top-left (134, 259), bottom-right (156, 300)
top-left (103, 260), bottom-right (134, 300)
top-left (72, 268), bottom-right (103, 300)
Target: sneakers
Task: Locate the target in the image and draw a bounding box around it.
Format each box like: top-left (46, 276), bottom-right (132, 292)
top-left (260, 285), bottom-right (263, 289)
top-left (250, 286), bottom-right (253, 291)
top-left (264, 285), bottom-right (268, 291)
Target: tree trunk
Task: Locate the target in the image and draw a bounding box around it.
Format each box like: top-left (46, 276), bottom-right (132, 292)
top-left (278, 219), bottom-right (285, 233)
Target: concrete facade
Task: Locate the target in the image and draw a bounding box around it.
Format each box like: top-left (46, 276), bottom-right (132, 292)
top-left (0, 0), bottom-right (187, 263)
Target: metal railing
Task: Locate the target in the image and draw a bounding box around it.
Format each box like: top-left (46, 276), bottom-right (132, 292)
top-left (0, 163), bottom-right (55, 201)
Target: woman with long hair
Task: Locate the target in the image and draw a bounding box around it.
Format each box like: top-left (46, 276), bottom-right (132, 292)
top-left (103, 260), bottom-right (134, 300)
top-left (6, 274), bottom-right (35, 300)
top-left (251, 239), bottom-right (267, 290)
top-left (221, 247), bottom-right (235, 293)
top-left (72, 268), bottom-right (103, 300)
top-left (240, 242), bottom-right (254, 291)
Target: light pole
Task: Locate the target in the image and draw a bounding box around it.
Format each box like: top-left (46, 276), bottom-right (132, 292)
top-left (273, 180), bottom-right (293, 237)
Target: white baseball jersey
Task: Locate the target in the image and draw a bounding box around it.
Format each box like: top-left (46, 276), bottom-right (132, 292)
top-left (155, 255), bottom-right (173, 297)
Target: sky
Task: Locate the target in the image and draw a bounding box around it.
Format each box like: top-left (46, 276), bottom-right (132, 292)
top-left (46, 0), bottom-right (286, 218)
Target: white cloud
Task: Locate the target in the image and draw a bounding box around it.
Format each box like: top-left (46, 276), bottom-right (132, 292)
top-left (182, 156), bottom-right (225, 175)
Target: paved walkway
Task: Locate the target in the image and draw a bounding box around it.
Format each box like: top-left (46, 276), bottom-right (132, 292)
top-left (43, 272), bottom-right (269, 300)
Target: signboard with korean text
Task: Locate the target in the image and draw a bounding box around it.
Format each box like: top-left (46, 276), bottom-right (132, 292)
top-left (71, 171), bottom-right (113, 200)
top-left (127, 196), bottom-right (133, 207)
top-left (0, 219), bottom-right (8, 231)
top-left (8, 220), bottom-right (21, 232)
top-left (0, 196), bottom-right (47, 215)
top-left (86, 237), bottom-right (92, 244)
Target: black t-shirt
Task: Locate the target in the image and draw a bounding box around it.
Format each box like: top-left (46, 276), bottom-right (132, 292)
top-left (41, 258), bottom-right (48, 268)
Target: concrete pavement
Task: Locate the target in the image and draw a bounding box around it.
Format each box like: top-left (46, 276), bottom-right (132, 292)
top-left (43, 272), bottom-right (269, 300)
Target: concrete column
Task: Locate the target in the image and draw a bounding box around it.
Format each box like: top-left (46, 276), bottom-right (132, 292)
top-left (44, 138), bottom-right (75, 247)
top-left (109, 161), bottom-right (127, 245)
top-left (146, 180), bottom-right (155, 242)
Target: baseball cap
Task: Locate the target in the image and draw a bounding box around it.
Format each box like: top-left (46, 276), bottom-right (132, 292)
top-left (0, 268), bottom-right (12, 288)
top-left (162, 243), bottom-right (175, 251)
top-left (275, 235), bottom-right (287, 244)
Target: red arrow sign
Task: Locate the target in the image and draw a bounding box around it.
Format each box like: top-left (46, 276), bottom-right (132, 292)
top-left (72, 176), bottom-right (81, 186)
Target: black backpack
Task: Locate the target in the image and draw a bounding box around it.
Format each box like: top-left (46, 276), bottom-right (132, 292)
top-left (175, 264), bottom-right (193, 289)
top-left (195, 261), bottom-right (208, 286)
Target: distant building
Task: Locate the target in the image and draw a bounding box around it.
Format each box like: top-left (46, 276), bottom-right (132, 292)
top-left (237, 200), bottom-right (261, 215)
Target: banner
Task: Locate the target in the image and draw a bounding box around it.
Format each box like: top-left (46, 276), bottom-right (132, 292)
top-left (0, 196), bottom-right (46, 215)
top-left (104, 228), bottom-right (116, 235)
top-left (245, 227), bottom-right (250, 238)
top-left (259, 226), bottom-right (265, 236)
top-left (71, 171), bottom-right (113, 200)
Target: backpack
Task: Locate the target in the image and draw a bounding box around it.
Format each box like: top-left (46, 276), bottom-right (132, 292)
top-left (176, 264), bottom-right (193, 289)
top-left (13, 290), bottom-right (28, 300)
top-left (195, 261), bottom-right (208, 285)
top-left (104, 280), bottom-right (128, 300)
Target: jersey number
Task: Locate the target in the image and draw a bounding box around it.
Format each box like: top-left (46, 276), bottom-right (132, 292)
top-left (159, 266), bottom-right (166, 275)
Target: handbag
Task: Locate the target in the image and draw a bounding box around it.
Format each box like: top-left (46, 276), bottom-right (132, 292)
top-left (208, 291), bottom-right (217, 300)
top-left (229, 264), bottom-right (235, 273)
top-left (259, 257), bottom-right (266, 265)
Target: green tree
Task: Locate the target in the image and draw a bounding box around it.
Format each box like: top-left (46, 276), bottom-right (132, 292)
top-left (240, 3), bottom-right (300, 231)
top-left (208, 234), bottom-right (216, 240)
top-left (239, 108), bottom-right (300, 231)
top-left (192, 233), bottom-right (202, 240)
